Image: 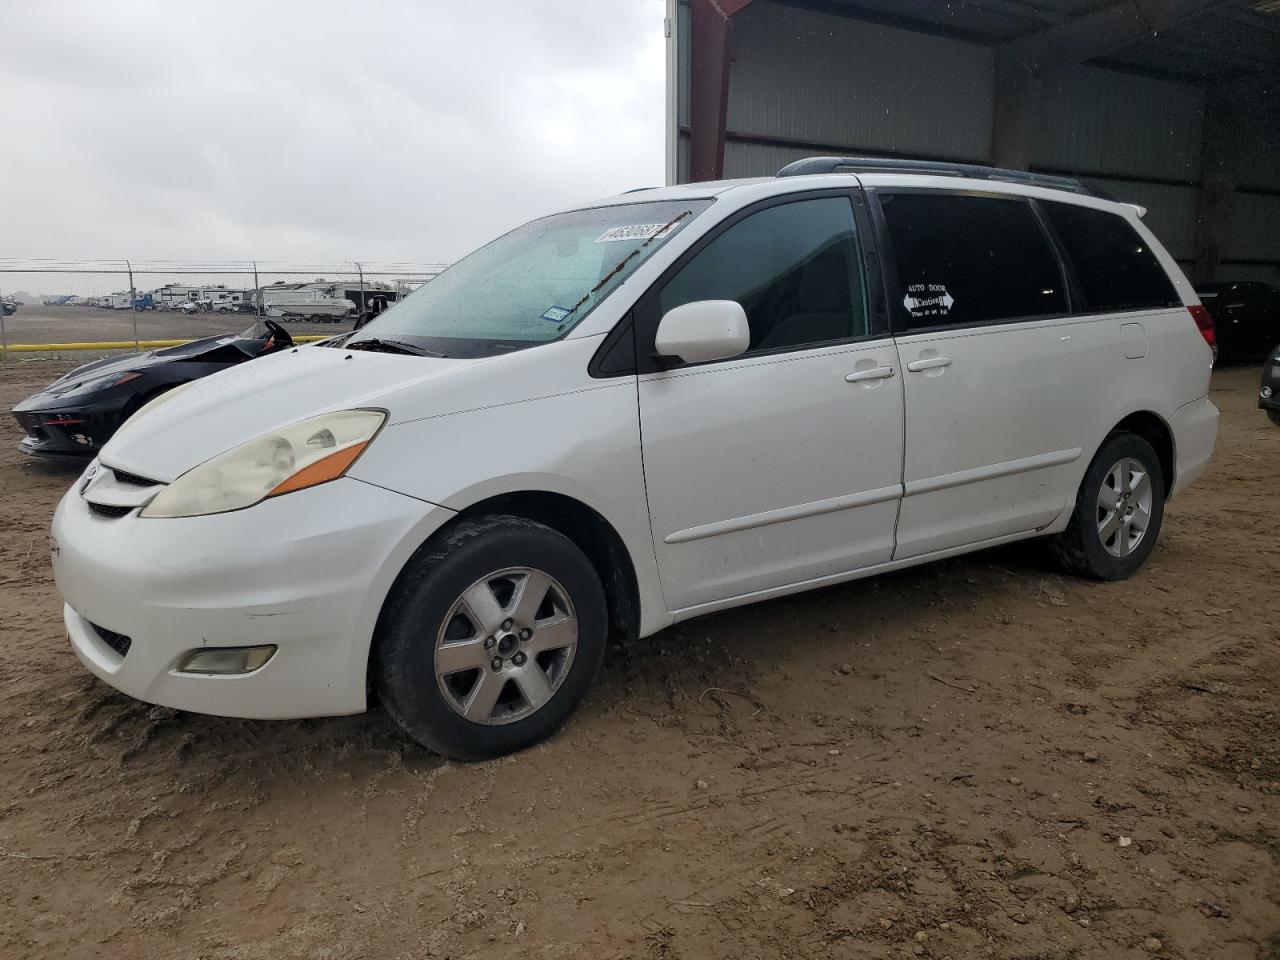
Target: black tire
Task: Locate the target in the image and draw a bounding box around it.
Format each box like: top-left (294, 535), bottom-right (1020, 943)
top-left (1050, 432), bottom-right (1165, 581)
top-left (374, 516), bottom-right (607, 760)
top-left (1268, 409), bottom-right (1280, 427)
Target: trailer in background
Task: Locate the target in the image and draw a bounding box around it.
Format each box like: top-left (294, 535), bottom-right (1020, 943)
top-left (151, 284), bottom-right (251, 311)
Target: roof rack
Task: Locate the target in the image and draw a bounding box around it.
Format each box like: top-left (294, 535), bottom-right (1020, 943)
top-left (775, 156), bottom-right (1104, 198)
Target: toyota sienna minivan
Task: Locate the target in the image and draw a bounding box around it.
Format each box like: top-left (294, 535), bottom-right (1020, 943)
top-left (51, 157), bottom-right (1219, 759)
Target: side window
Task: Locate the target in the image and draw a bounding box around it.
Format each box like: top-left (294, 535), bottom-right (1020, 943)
top-left (879, 192), bottom-right (1067, 330)
top-left (658, 196), bottom-right (867, 354)
top-left (1039, 201), bottom-right (1180, 313)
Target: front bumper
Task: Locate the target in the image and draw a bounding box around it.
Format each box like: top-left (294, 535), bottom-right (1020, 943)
top-left (52, 475), bottom-right (452, 719)
top-left (13, 398), bottom-right (128, 458)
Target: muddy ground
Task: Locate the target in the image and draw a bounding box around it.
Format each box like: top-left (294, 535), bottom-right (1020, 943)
top-left (0, 359), bottom-right (1276, 960)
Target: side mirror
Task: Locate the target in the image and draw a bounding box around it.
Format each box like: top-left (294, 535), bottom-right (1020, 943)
top-left (654, 300), bottom-right (750, 365)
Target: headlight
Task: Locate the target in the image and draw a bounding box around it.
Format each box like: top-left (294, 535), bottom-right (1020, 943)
top-left (140, 409), bottom-right (386, 518)
top-left (76, 370), bottom-right (143, 392)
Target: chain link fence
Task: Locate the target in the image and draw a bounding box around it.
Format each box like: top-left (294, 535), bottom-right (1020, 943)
top-left (0, 260), bottom-right (447, 354)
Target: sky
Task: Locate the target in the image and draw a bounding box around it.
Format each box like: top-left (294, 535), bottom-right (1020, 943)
top-left (0, 0), bottom-right (668, 265)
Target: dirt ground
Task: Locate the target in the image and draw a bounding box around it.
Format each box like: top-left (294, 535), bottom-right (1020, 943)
top-left (1, 304), bottom-right (351, 346)
top-left (0, 359), bottom-right (1276, 960)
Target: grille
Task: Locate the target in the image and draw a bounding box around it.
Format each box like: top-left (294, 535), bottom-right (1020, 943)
top-left (87, 502), bottom-right (133, 519)
top-left (89, 622), bottom-right (132, 658)
top-left (111, 469), bottom-right (159, 487)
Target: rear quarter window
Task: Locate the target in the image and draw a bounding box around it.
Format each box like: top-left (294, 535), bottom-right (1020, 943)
top-left (1039, 201), bottom-right (1180, 313)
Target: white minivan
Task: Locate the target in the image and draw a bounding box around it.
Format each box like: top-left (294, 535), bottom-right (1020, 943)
top-left (51, 158), bottom-right (1219, 759)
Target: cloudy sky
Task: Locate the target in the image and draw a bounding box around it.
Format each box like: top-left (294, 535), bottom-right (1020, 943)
top-left (0, 0), bottom-right (668, 264)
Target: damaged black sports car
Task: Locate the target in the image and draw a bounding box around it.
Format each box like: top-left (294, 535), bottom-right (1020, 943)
top-left (12, 320), bottom-right (294, 458)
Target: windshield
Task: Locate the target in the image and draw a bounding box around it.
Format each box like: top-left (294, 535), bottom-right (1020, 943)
top-left (347, 198), bottom-right (712, 357)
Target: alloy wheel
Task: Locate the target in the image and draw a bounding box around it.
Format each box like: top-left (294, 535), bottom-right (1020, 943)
top-left (433, 567), bottom-right (578, 725)
top-left (1096, 457), bottom-right (1153, 559)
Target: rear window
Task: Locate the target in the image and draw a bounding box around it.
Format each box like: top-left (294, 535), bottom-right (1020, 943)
top-left (879, 192), bottom-right (1067, 330)
top-left (1039, 201), bottom-right (1180, 313)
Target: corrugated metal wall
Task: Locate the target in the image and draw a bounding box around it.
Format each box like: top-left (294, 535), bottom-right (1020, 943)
top-left (1226, 195), bottom-right (1280, 264)
top-left (675, 0), bottom-right (1277, 282)
top-left (725, 3), bottom-right (994, 162)
top-left (1033, 67), bottom-right (1204, 182)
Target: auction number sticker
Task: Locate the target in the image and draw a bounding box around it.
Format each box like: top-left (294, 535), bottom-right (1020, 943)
top-left (595, 223), bottom-right (672, 243)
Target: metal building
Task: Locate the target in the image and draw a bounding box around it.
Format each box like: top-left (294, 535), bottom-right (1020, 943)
top-left (665, 0), bottom-right (1280, 284)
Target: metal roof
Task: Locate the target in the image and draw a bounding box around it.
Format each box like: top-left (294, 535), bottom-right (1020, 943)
top-left (782, 0), bottom-right (1280, 84)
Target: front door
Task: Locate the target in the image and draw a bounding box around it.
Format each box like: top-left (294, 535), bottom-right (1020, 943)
top-left (635, 193), bottom-right (905, 612)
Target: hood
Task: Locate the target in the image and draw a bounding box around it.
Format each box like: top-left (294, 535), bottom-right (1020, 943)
top-left (15, 335), bottom-right (248, 411)
top-left (101, 344), bottom-right (474, 482)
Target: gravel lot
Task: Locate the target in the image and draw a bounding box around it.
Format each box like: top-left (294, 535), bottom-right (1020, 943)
top-left (0, 360), bottom-right (1276, 960)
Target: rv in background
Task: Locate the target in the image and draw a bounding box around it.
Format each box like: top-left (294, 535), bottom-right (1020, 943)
top-left (151, 284), bottom-right (251, 311)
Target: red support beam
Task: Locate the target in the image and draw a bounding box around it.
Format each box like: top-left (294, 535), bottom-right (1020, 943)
top-left (688, 0), bottom-right (753, 182)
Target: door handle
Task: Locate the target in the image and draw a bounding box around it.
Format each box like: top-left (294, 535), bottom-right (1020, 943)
top-left (845, 366), bottom-right (895, 382)
top-left (906, 356), bottom-right (952, 373)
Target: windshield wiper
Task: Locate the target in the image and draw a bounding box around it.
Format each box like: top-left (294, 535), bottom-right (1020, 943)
top-left (345, 338), bottom-right (446, 358)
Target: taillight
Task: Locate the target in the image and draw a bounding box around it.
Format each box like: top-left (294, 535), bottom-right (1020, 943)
top-left (1188, 304), bottom-right (1216, 350)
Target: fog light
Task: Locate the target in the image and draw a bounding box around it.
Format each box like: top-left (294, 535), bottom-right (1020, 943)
top-left (176, 645), bottom-right (276, 675)
top-left (1263, 386), bottom-right (1273, 400)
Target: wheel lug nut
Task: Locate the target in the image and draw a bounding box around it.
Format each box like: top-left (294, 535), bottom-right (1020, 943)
top-left (490, 657), bottom-right (503, 671)
top-left (519, 628), bottom-right (532, 641)
top-left (502, 618), bottom-right (513, 631)
top-left (512, 651), bottom-right (527, 667)
top-left (484, 636), bottom-right (496, 649)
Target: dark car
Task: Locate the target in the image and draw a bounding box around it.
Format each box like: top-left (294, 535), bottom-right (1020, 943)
top-left (1261, 342), bottom-right (1280, 426)
top-left (1195, 281), bottom-right (1280, 364)
top-left (12, 320), bottom-right (294, 459)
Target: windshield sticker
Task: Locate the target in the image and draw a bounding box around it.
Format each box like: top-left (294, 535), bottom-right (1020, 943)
top-left (903, 283), bottom-right (955, 318)
top-left (595, 223), bottom-right (673, 244)
top-left (541, 306), bottom-right (573, 324)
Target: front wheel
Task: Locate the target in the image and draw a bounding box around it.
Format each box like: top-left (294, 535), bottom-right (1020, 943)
top-left (1049, 432), bottom-right (1165, 581)
top-left (374, 516), bottom-right (607, 760)
top-left (1268, 409), bottom-right (1280, 427)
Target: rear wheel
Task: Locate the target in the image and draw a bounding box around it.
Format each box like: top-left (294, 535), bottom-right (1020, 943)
top-left (1268, 409), bottom-right (1280, 427)
top-left (1049, 432), bottom-right (1165, 581)
top-left (374, 516), bottom-right (607, 760)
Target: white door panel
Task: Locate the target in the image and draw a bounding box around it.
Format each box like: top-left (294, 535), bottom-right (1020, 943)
top-left (639, 340), bottom-right (904, 610)
top-left (894, 316), bottom-right (1114, 558)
